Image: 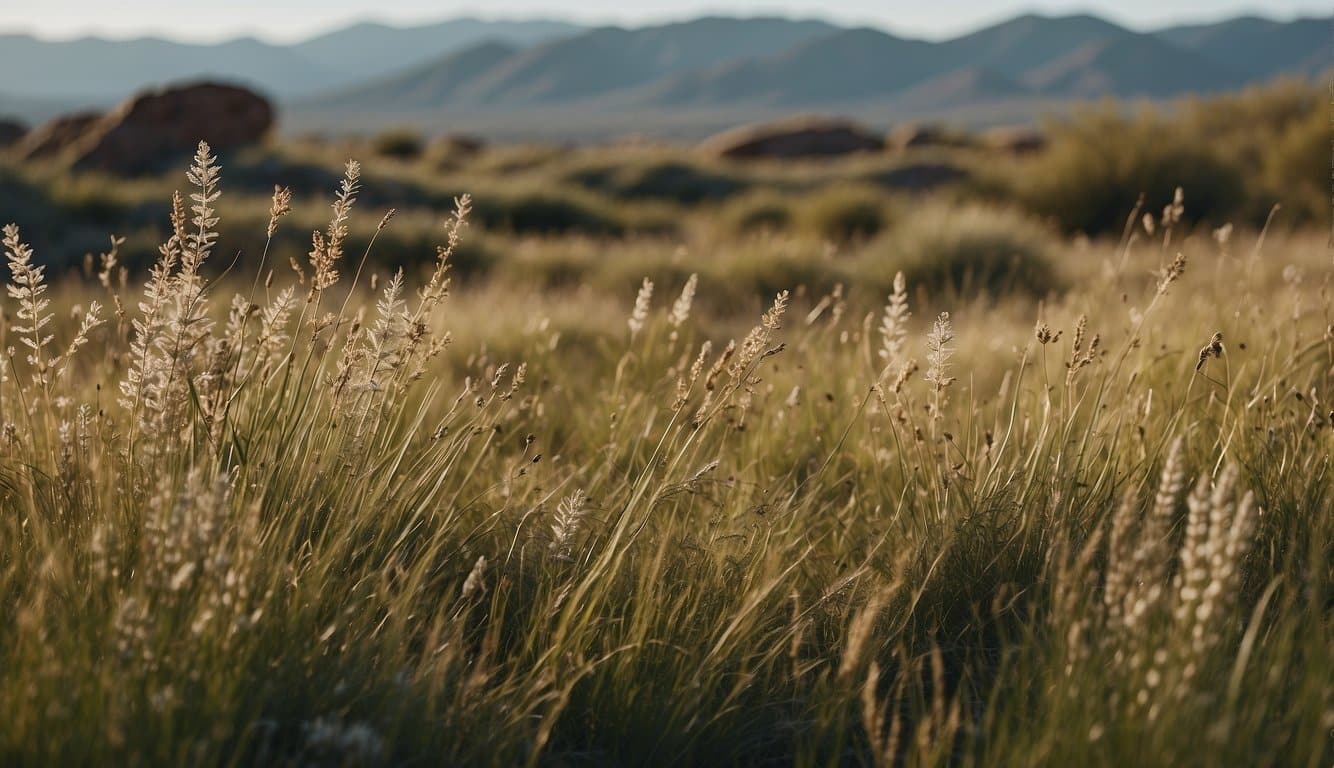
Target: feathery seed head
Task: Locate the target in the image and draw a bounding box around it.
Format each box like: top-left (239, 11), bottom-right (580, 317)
top-left (1195, 332), bottom-right (1224, 371)
top-left (267, 185), bottom-right (293, 238)
top-left (668, 273), bottom-right (698, 329)
top-left (628, 277), bottom-right (654, 336)
top-left (925, 312), bottom-right (955, 391)
top-left (878, 270), bottom-right (911, 368)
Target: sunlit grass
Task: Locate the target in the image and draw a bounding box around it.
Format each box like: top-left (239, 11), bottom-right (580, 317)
top-left (0, 138), bottom-right (1329, 767)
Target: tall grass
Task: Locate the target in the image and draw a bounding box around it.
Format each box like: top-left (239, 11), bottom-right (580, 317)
top-left (0, 142), bottom-right (1329, 766)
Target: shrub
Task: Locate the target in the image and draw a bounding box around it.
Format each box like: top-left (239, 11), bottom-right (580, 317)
top-left (371, 128), bottom-right (426, 160)
top-left (1013, 111), bottom-right (1245, 234)
top-left (797, 184), bottom-right (891, 242)
top-left (859, 203), bottom-right (1058, 300)
top-left (426, 135), bottom-right (485, 171)
top-left (473, 190), bottom-right (625, 236)
top-left (494, 243), bottom-right (597, 289)
top-left (719, 191), bottom-right (794, 236)
top-left (613, 160), bottom-right (746, 203)
top-left (564, 158), bottom-right (747, 205)
top-left (1260, 105), bottom-right (1328, 224)
top-left (711, 245), bottom-right (845, 307)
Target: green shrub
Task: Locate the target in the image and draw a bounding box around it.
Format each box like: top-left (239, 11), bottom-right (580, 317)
top-left (1013, 112), bottom-right (1245, 234)
top-left (719, 191), bottom-right (794, 236)
top-left (797, 185), bottom-right (891, 242)
top-left (1260, 105), bottom-right (1328, 224)
top-left (711, 245), bottom-right (845, 307)
top-left (1181, 78), bottom-right (1320, 159)
top-left (859, 203), bottom-right (1058, 299)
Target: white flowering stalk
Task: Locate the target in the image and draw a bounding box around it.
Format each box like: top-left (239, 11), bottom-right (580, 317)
top-left (878, 271), bottom-right (910, 369)
top-left (310, 160), bottom-right (361, 294)
top-left (924, 312), bottom-right (955, 392)
top-left (253, 286), bottom-right (296, 375)
top-left (4, 224), bottom-right (55, 389)
top-left (628, 277), bottom-right (654, 337)
top-left (120, 190), bottom-right (184, 419)
top-left (361, 269), bottom-right (410, 393)
top-left (668, 273), bottom-right (698, 341)
top-left (56, 301), bottom-right (105, 382)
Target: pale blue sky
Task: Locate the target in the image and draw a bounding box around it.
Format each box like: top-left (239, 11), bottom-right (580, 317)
top-left (2, 0), bottom-right (1328, 43)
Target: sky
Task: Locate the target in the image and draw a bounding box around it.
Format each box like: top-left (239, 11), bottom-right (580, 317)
top-left (1, 0), bottom-right (1328, 43)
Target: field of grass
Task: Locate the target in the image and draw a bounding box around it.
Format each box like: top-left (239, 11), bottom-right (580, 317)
top-left (0, 81), bottom-right (1330, 767)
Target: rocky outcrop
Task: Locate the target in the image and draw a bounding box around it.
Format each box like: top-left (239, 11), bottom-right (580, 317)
top-left (16, 82), bottom-right (273, 174)
top-left (72, 82), bottom-right (273, 174)
top-left (700, 117), bottom-right (884, 159)
top-left (14, 111), bottom-right (102, 160)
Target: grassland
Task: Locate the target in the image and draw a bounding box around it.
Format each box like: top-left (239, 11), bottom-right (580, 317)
top-left (0, 81), bottom-right (1330, 766)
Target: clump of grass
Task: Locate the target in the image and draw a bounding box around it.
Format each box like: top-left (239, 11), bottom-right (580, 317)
top-left (568, 157), bottom-right (747, 204)
top-left (718, 189), bottom-right (795, 236)
top-left (860, 202), bottom-right (1059, 300)
top-left (370, 128), bottom-right (426, 160)
top-left (616, 159), bottom-right (745, 203)
top-left (796, 184), bottom-right (891, 242)
top-left (472, 188), bottom-right (627, 236)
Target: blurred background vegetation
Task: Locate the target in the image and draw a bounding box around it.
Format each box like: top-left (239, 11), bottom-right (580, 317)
top-left (1, 79), bottom-right (1324, 317)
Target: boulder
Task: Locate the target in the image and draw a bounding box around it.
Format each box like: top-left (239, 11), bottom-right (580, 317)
top-left (982, 126), bottom-right (1047, 155)
top-left (0, 118), bottom-right (27, 149)
top-left (71, 82), bottom-right (273, 174)
top-left (14, 111), bottom-right (102, 160)
top-left (700, 117), bottom-right (884, 160)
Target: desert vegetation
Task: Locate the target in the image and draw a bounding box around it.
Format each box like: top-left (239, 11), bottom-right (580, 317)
top-left (0, 77), bottom-right (1330, 767)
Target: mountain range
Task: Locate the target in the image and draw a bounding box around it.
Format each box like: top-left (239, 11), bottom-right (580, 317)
top-left (0, 17), bottom-right (579, 103)
top-left (0, 13), bottom-right (1328, 135)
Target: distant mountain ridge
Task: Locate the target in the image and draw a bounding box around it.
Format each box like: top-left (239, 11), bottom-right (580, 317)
top-left (0, 12), bottom-right (1327, 132)
top-left (0, 17), bottom-right (582, 105)
top-left (301, 12), bottom-right (1329, 116)
top-left (289, 18), bottom-right (582, 84)
top-left (1155, 15), bottom-right (1332, 81)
